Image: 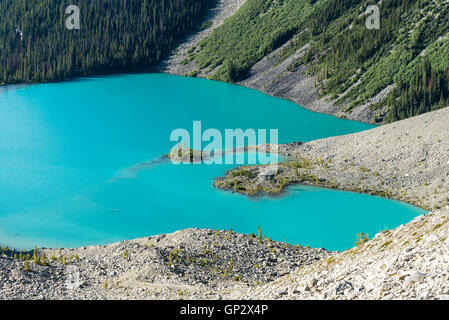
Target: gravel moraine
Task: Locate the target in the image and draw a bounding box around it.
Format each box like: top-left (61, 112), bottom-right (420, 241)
top-left (0, 229), bottom-right (329, 300)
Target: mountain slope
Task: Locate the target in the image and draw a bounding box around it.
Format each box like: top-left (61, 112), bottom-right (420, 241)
top-left (179, 0), bottom-right (449, 124)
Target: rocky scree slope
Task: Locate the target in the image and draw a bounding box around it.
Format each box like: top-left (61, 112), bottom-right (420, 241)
top-left (0, 229), bottom-right (328, 300)
top-left (162, 0), bottom-right (449, 124)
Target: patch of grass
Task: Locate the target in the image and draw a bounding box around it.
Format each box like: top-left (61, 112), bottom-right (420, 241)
top-left (380, 240), bottom-right (393, 250)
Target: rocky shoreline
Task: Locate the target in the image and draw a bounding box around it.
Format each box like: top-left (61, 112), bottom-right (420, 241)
top-left (0, 229), bottom-right (329, 300)
top-left (215, 107), bottom-right (449, 212)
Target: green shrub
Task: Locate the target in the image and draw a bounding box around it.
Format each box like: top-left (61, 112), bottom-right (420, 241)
top-left (355, 232), bottom-right (370, 246)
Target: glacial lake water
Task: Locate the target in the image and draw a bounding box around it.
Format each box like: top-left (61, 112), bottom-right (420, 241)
top-left (0, 73), bottom-right (426, 251)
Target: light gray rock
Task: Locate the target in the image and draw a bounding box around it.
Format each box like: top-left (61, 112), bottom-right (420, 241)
top-left (0, 228), bottom-right (329, 300)
top-left (404, 272), bottom-right (427, 289)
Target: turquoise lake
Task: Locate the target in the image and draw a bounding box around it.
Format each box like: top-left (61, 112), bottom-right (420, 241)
top-left (0, 73), bottom-right (426, 251)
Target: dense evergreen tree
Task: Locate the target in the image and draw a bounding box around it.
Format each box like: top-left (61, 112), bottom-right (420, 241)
top-left (0, 0), bottom-right (216, 84)
top-left (386, 58), bottom-right (449, 122)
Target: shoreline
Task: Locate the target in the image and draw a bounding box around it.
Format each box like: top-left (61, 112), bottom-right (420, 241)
top-left (214, 145), bottom-right (431, 210)
top-left (1, 71), bottom-right (442, 248)
top-left (2, 205), bottom-right (447, 300)
top-left (214, 107), bottom-right (449, 212)
top-left (0, 70), bottom-right (376, 127)
top-left (0, 228), bottom-right (331, 300)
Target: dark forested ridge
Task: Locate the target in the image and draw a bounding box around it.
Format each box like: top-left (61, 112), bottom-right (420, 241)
top-left (298, 0), bottom-right (449, 123)
top-left (0, 0), bottom-right (216, 85)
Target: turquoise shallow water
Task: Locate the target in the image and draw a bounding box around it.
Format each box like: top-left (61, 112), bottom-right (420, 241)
top-left (0, 73), bottom-right (426, 251)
